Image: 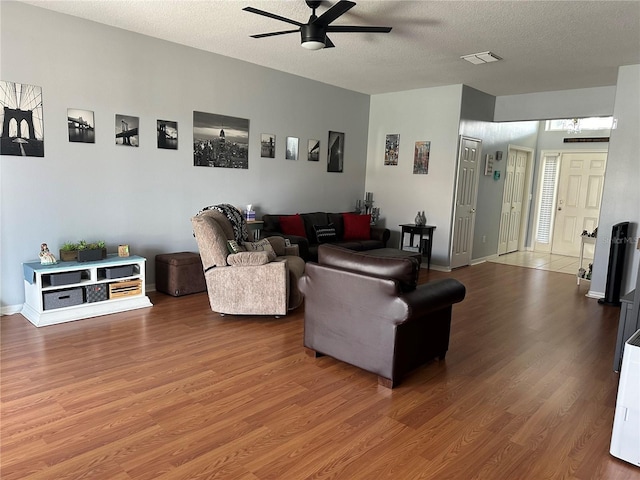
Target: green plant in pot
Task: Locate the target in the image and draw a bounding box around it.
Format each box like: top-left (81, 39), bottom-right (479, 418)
top-left (60, 240), bottom-right (107, 262)
top-left (59, 241), bottom-right (80, 262)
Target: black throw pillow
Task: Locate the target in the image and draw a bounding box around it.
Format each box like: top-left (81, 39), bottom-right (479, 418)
top-left (313, 223), bottom-right (337, 243)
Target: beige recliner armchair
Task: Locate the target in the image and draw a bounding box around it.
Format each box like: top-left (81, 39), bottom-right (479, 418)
top-left (191, 207), bottom-right (305, 316)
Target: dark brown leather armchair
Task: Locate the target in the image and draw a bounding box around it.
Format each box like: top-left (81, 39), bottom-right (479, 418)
top-left (299, 244), bottom-right (466, 388)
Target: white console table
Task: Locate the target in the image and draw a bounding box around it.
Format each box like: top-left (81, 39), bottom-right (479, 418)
top-left (21, 254), bottom-right (152, 327)
top-left (577, 235), bottom-right (596, 285)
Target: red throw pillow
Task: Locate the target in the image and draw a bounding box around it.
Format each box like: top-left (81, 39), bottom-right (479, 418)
top-left (343, 213), bottom-right (371, 240)
top-left (279, 214), bottom-right (307, 238)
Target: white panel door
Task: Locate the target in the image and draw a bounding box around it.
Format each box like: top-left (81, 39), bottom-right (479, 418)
top-left (451, 136), bottom-right (481, 269)
top-left (551, 152), bottom-right (607, 257)
top-left (498, 148), bottom-right (529, 255)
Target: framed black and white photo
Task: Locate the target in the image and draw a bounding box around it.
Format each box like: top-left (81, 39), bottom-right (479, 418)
top-left (67, 108), bottom-right (95, 143)
top-left (413, 141), bottom-right (430, 174)
top-left (385, 134), bottom-right (399, 165)
top-left (193, 111), bottom-right (249, 169)
top-left (0, 80), bottom-right (44, 157)
top-left (115, 114), bottom-right (139, 147)
top-left (327, 131), bottom-right (344, 173)
top-left (157, 120), bottom-right (178, 149)
top-left (261, 133), bottom-right (275, 158)
top-left (286, 136), bottom-right (299, 160)
top-left (308, 139), bottom-right (320, 161)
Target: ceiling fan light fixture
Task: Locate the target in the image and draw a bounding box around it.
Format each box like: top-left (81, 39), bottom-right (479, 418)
top-left (301, 40), bottom-right (325, 50)
top-left (301, 24), bottom-right (326, 50)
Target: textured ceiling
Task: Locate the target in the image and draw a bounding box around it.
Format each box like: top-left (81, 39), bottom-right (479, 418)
top-left (19, 0), bottom-right (640, 96)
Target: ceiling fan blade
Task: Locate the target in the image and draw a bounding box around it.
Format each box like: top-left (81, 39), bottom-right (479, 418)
top-left (325, 36), bottom-right (335, 48)
top-left (326, 25), bottom-right (392, 33)
top-left (314, 0), bottom-right (356, 27)
top-left (250, 29), bottom-right (300, 39)
top-left (243, 6), bottom-right (303, 27)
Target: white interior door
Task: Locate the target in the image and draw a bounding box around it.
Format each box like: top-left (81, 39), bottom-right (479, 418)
top-left (451, 136), bottom-right (481, 269)
top-left (498, 148), bottom-right (530, 255)
top-left (551, 152), bottom-right (607, 257)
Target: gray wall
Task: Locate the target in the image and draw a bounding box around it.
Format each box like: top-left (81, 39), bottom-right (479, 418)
top-left (494, 71), bottom-right (639, 296)
top-left (463, 121), bottom-right (539, 260)
top-left (0, 2), bottom-right (371, 310)
top-left (494, 86), bottom-right (617, 122)
top-left (590, 65), bottom-right (640, 297)
top-left (365, 85), bottom-right (463, 267)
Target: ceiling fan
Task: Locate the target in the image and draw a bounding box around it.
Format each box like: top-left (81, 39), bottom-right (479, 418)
top-left (243, 0), bottom-right (392, 51)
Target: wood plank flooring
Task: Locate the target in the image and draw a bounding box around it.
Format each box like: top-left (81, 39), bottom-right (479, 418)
top-left (2, 262), bottom-right (638, 479)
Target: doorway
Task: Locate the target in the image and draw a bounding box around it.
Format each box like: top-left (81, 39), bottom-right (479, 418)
top-left (497, 146), bottom-right (534, 255)
top-left (451, 136), bottom-right (482, 269)
top-left (533, 149), bottom-right (608, 257)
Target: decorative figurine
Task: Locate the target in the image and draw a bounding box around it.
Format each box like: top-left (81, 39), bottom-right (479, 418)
top-left (39, 243), bottom-right (57, 265)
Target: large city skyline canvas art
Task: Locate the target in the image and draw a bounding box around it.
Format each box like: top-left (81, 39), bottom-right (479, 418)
top-left (193, 111), bottom-right (249, 169)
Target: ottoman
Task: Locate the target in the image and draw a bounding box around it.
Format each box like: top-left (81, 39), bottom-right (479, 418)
top-left (359, 247), bottom-right (423, 267)
top-left (155, 252), bottom-right (206, 297)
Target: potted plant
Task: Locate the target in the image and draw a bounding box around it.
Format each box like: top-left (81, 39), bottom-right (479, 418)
top-left (60, 240), bottom-right (107, 262)
top-left (59, 241), bottom-right (80, 262)
top-left (77, 240), bottom-right (107, 262)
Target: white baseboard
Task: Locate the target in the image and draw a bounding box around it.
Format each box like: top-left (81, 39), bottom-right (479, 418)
top-left (424, 264), bottom-right (451, 272)
top-left (471, 254), bottom-right (498, 265)
top-left (1, 305), bottom-right (22, 316)
top-left (586, 290), bottom-right (605, 299)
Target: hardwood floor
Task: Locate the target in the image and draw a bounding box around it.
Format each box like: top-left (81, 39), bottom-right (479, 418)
top-left (1, 263), bottom-right (637, 479)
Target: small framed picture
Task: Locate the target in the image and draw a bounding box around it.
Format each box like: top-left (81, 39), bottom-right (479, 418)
top-left (286, 136), bottom-right (299, 160)
top-left (157, 120), bottom-right (178, 149)
top-left (413, 141), bottom-right (430, 174)
top-left (484, 154), bottom-right (494, 175)
top-left (261, 133), bottom-right (276, 158)
top-left (385, 134), bottom-right (399, 165)
top-left (68, 108), bottom-right (95, 143)
top-left (308, 139), bottom-right (319, 161)
top-left (327, 131), bottom-right (344, 172)
top-left (115, 114), bottom-right (139, 147)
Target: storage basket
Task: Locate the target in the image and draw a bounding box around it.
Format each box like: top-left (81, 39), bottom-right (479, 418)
top-left (85, 284), bottom-right (108, 303)
top-left (43, 288), bottom-right (83, 310)
top-left (105, 265), bottom-right (134, 279)
top-left (109, 279), bottom-right (142, 299)
top-left (46, 271), bottom-right (82, 286)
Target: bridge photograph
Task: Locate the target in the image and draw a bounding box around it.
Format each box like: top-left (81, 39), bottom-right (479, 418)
top-left (68, 108), bottom-right (95, 143)
top-left (0, 80), bottom-right (45, 157)
top-left (157, 119), bottom-right (178, 150)
top-left (115, 114), bottom-right (139, 147)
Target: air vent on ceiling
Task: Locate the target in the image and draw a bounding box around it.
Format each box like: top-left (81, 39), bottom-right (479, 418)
top-left (460, 51), bottom-right (502, 65)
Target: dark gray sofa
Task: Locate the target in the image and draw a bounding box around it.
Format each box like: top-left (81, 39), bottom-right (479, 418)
top-left (262, 211), bottom-right (390, 262)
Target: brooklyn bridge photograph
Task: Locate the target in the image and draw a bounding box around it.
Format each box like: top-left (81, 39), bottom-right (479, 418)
top-left (0, 80), bottom-right (44, 157)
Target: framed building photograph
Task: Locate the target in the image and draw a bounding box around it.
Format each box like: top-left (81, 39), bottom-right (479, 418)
top-left (308, 139), bottom-right (319, 161)
top-left (413, 140), bottom-right (430, 174)
top-left (157, 120), bottom-right (178, 149)
top-left (261, 133), bottom-right (275, 158)
top-left (286, 136), bottom-right (298, 160)
top-left (193, 111), bottom-right (249, 169)
top-left (385, 134), bottom-right (399, 165)
top-left (67, 108), bottom-right (95, 143)
top-left (327, 131), bottom-right (344, 172)
top-left (0, 80), bottom-right (44, 157)
top-left (115, 114), bottom-right (139, 147)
